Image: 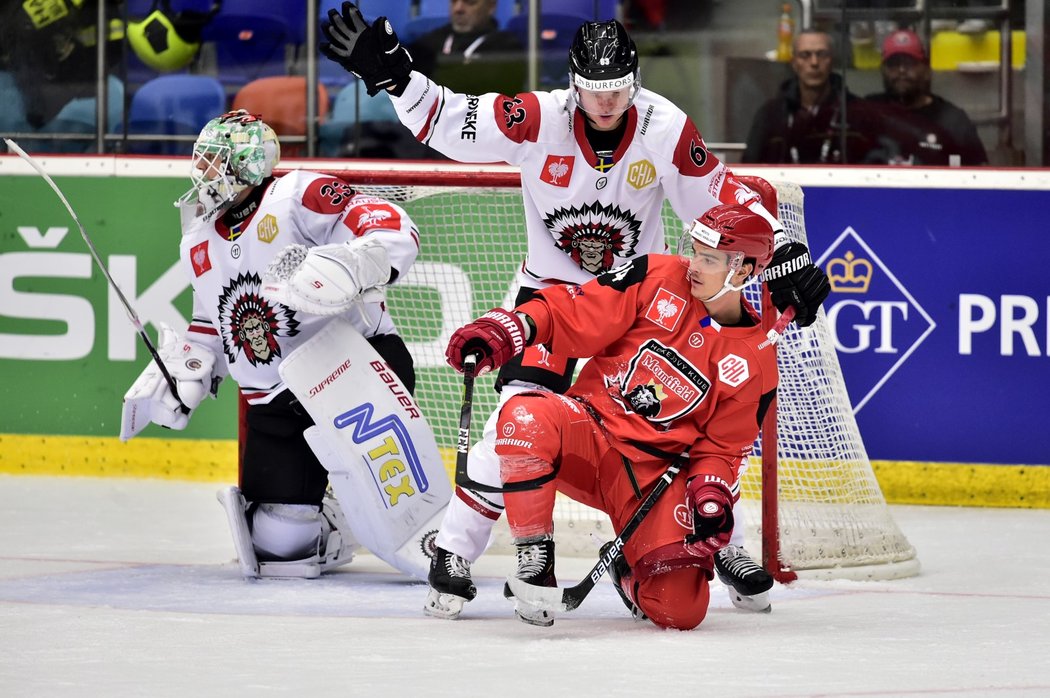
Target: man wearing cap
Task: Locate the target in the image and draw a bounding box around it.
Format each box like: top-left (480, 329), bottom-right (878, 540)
top-left (865, 29), bottom-right (988, 166)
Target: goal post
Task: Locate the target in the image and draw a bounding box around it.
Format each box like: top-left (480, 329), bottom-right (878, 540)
top-left (256, 162), bottom-right (919, 581)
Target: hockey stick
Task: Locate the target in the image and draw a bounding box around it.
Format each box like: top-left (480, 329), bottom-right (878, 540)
top-left (4, 138), bottom-right (189, 414)
top-left (453, 354), bottom-right (557, 494)
top-left (506, 457), bottom-right (683, 613)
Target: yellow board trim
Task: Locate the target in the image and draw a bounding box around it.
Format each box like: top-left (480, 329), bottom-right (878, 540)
top-left (1, 434), bottom-right (1048, 508)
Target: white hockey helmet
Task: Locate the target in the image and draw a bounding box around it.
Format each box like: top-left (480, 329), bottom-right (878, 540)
top-left (176, 109), bottom-right (280, 220)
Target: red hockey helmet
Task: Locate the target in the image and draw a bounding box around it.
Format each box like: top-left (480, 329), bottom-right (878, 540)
top-left (687, 203), bottom-right (775, 277)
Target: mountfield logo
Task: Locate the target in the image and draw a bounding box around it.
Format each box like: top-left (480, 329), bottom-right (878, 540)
top-left (816, 227), bottom-right (936, 413)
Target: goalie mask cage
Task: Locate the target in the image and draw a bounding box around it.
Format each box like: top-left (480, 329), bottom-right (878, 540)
top-left (259, 162), bottom-right (919, 582)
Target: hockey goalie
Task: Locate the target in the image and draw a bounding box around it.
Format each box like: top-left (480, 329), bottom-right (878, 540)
top-left (120, 110), bottom-right (449, 580)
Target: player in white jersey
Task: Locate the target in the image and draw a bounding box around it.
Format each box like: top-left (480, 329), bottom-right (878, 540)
top-left (120, 110), bottom-right (429, 579)
top-left (321, 7), bottom-right (831, 616)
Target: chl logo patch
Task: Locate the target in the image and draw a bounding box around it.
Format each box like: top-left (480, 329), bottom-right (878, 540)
top-left (540, 155), bottom-right (574, 187)
top-left (644, 288), bottom-right (686, 332)
top-left (256, 214), bottom-right (279, 243)
top-left (718, 353), bottom-right (750, 387)
top-left (627, 159), bottom-right (656, 190)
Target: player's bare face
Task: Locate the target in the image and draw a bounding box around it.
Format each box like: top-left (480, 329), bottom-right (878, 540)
top-left (686, 243), bottom-right (734, 300)
top-left (577, 87), bottom-right (631, 131)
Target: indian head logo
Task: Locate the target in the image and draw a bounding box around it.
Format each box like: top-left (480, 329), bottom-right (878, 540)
top-left (827, 250), bottom-right (873, 293)
top-left (542, 201), bottom-right (643, 274)
top-left (540, 155), bottom-right (574, 187)
top-left (217, 272), bottom-right (300, 366)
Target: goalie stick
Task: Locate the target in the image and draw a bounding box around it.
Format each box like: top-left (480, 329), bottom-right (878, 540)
top-left (506, 457), bottom-right (684, 614)
top-left (4, 138), bottom-right (189, 414)
top-left (453, 354), bottom-right (557, 494)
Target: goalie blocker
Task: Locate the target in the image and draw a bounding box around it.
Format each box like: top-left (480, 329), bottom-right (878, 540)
top-left (259, 316), bottom-right (451, 580)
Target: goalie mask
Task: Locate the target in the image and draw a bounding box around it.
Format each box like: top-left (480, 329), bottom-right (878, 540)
top-left (176, 109), bottom-right (281, 220)
top-left (680, 204), bottom-right (774, 302)
top-left (568, 20), bottom-right (641, 118)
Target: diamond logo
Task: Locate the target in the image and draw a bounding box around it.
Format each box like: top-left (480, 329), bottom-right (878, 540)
top-left (816, 227), bottom-right (936, 413)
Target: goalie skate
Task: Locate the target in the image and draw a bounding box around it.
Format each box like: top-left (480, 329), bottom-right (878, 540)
top-left (715, 545), bottom-right (773, 613)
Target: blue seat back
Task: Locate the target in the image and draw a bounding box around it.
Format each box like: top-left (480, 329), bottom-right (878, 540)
top-left (124, 75), bottom-right (227, 154)
top-left (202, 5), bottom-right (291, 85)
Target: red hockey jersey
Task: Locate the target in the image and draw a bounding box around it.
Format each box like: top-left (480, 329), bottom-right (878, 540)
top-left (517, 254), bottom-right (779, 485)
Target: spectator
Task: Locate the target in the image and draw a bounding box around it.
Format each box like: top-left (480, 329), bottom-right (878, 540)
top-left (865, 30), bottom-right (988, 166)
top-left (0, 0), bottom-right (214, 152)
top-left (409, 0), bottom-right (526, 95)
top-left (742, 29), bottom-right (876, 164)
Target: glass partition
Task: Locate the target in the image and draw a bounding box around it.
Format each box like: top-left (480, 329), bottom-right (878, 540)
top-left (0, 1), bottom-right (1040, 165)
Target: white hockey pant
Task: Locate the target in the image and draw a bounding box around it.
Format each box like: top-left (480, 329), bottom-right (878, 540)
top-left (434, 383), bottom-right (542, 562)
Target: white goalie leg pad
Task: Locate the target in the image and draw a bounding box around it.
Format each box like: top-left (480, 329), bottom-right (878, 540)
top-left (280, 317), bottom-right (450, 581)
top-left (252, 503), bottom-right (323, 579)
top-left (216, 486), bottom-right (260, 578)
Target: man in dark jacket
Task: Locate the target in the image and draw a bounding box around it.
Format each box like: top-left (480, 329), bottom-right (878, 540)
top-left (409, 0), bottom-right (525, 95)
top-left (742, 29), bottom-right (876, 164)
top-left (864, 29), bottom-right (988, 166)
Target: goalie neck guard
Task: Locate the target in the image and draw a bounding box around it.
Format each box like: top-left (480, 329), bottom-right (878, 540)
top-left (176, 109), bottom-right (281, 221)
top-left (568, 20), bottom-right (641, 114)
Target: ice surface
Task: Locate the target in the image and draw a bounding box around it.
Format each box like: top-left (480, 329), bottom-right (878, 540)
top-left (1, 476), bottom-right (1047, 697)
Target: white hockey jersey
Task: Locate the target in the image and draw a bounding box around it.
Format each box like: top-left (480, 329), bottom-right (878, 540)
top-left (389, 71), bottom-right (765, 290)
top-left (178, 170), bottom-right (420, 404)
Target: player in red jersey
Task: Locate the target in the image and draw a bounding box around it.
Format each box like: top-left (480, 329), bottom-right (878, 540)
top-left (445, 203), bottom-right (779, 628)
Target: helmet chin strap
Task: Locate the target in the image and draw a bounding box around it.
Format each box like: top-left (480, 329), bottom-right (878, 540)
top-left (699, 270), bottom-right (757, 304)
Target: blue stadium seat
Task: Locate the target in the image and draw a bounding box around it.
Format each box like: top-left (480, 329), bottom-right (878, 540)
top-left (417, 0), bottom-right (519, 28)
top-left (401, 16), bottom-right (448, 44)
top-left (121, 75), bottom-right (227, 155)
top-left (201, 3), bottom-right (291, 86)
top-left (506, 13), bottom-right (589, 86)
top-left (319, 0), bottom-right (412, 33)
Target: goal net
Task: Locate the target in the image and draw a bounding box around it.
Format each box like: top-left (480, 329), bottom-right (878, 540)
top-left (303, 162), bottom-right (920, 581)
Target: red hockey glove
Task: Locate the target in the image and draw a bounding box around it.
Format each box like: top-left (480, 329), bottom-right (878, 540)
top-left (445, 308), bottom-right (527, 375)
top-left (764, 241), bottom-right (831, 328)
top-left (684, 476), bottom-right (734, 558)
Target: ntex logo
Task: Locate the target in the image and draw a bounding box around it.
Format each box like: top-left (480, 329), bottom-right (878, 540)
top-left (816, 227), bottom-right (936, 413)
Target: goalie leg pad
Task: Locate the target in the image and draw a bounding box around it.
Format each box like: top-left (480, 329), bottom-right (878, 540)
top-left (216, 486), bottom-right (260, 578)
top-left (278, 317), bottom-right (451, 581)
top-left (319, 493), bottom-right (360, 572)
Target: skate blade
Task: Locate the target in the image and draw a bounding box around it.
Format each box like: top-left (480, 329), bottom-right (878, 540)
top-left (728, 589), bottom-right (772, 613)
top-left (514, 601), bottom-right (555, 627)
top-left (423, 589), bottom-right (467, 620)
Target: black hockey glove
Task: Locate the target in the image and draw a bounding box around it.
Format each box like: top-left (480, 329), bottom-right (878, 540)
top-left (764, 241), bottom-right (831, 328)
top-left (321, 2), bottom-right (413, 97)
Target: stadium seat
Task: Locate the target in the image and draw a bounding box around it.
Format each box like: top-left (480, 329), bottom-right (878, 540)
top-left (321, 0), bottom-right (412, 33)
top-left (121, 74), bottom-right (226, 155)
top-left (201, 2), bottom-right (291, 86)
top-left (416, 0), bottom-right (519, 28)
top-left (232, 77), bottom-right (329, 157)
top-left (506, 13), bottom-right (589, 86)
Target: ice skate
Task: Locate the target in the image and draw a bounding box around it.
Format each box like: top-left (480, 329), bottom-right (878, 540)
top-left (424, 546), bottom-right (477, 620)
top-left (715, 545), bottom-right (773, 613)
top-left (503, 535), bottom-right (556, 627)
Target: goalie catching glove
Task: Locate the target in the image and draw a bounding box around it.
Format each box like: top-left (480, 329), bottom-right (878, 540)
top-left (262, 236), bottom-right (391, 316)
top-left (764, 241), bottom-right (831, 328)
top-left (321, 1), bottom-right (413, 96)
top-left (445, 308), bottom-right (528, 375)
top-left (683, 476), bottom-right (734, 558)
top-left (120, 325), bottom-right (221, 441)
